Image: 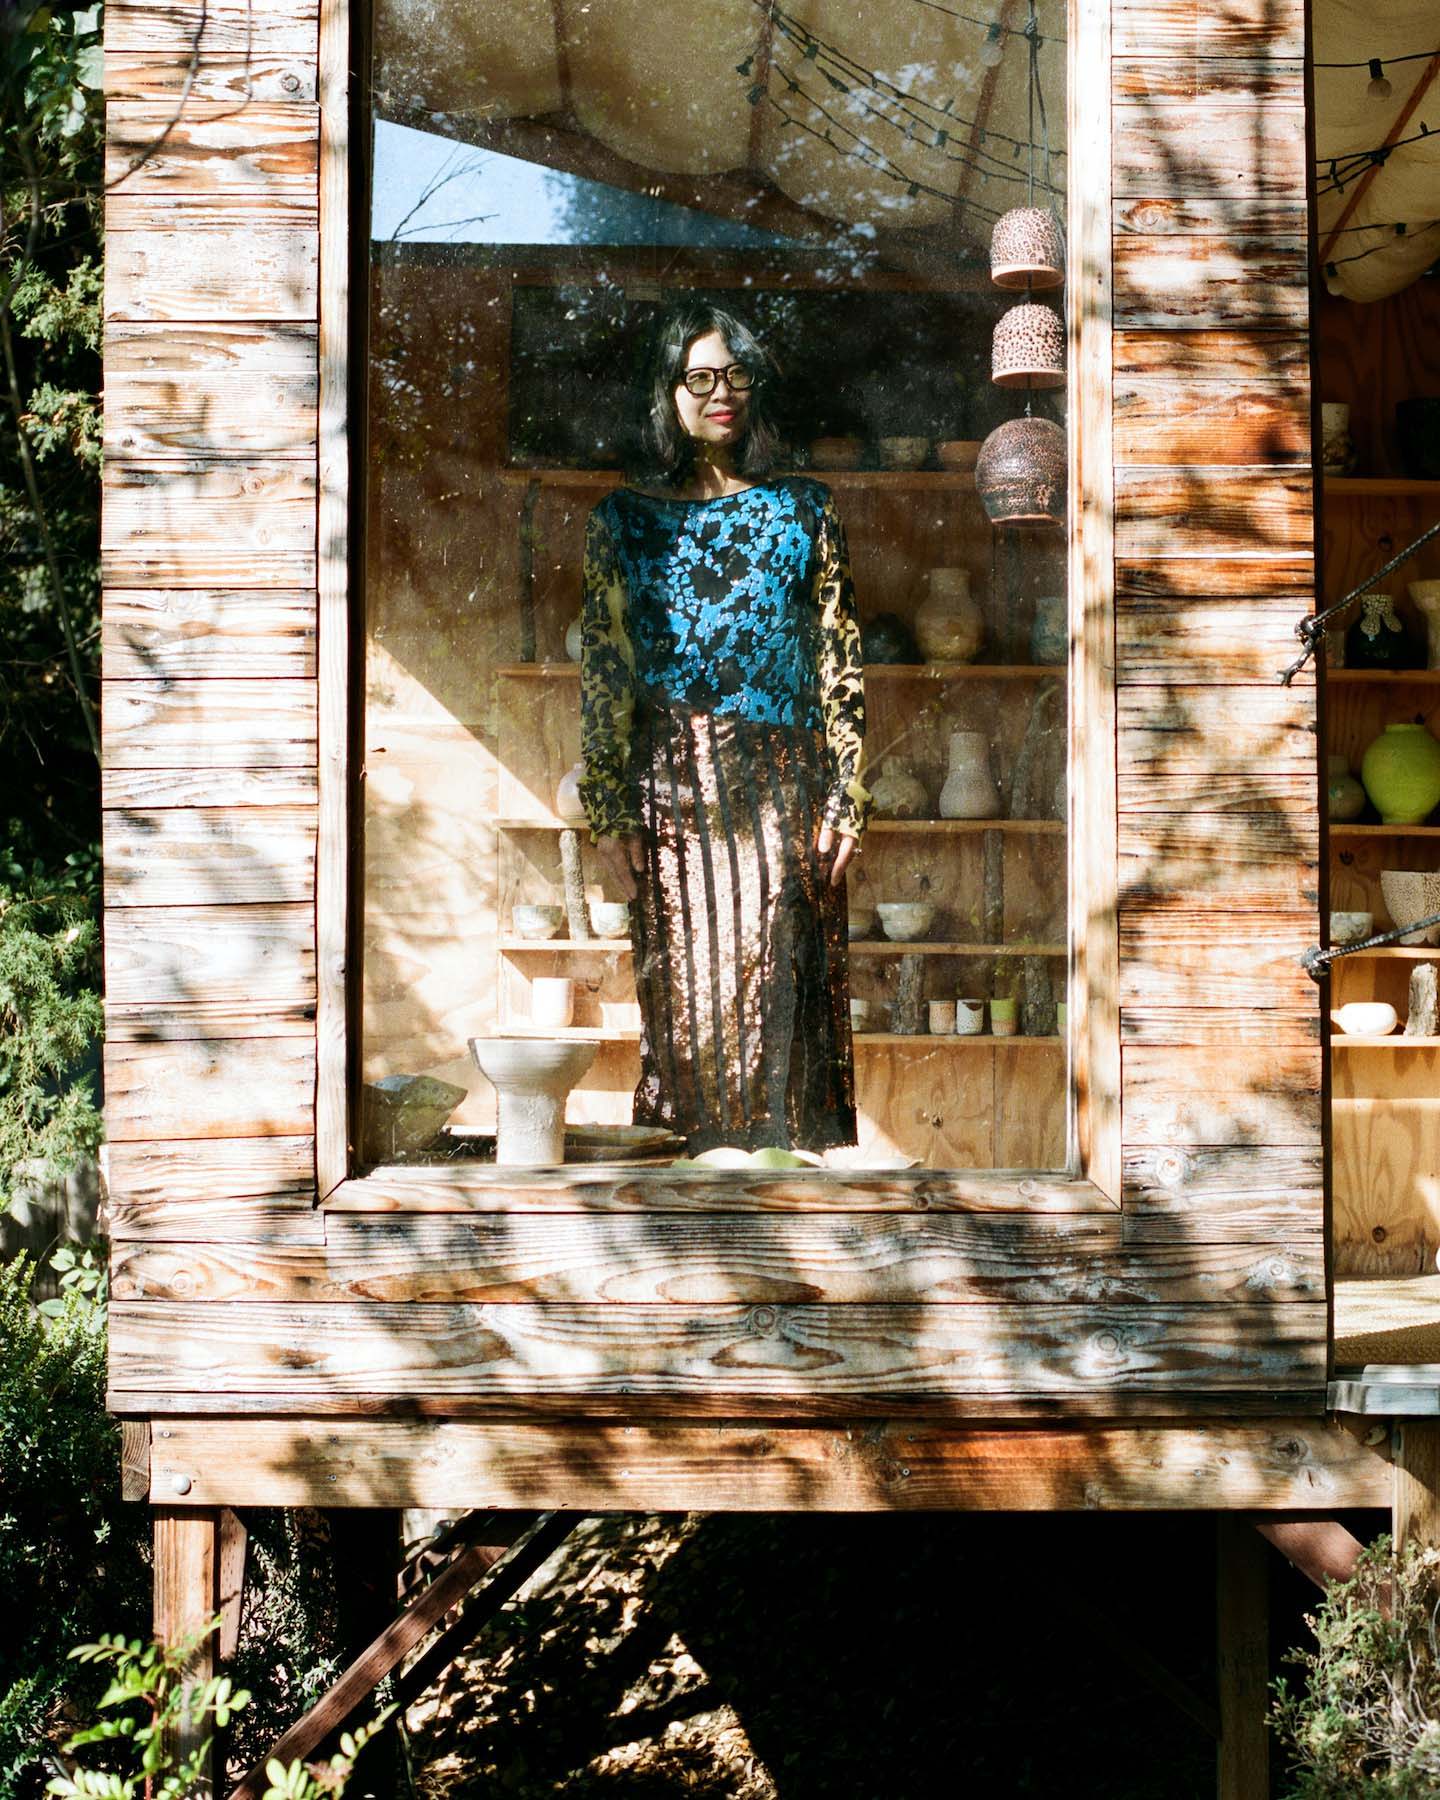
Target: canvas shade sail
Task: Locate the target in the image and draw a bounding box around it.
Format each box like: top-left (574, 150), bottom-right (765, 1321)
top-left (1313, 0), bottom-right (1440, 301)
top-left (371, 0), bottom-right (1068, 250)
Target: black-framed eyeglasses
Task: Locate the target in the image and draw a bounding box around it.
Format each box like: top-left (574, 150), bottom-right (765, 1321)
top-left (679, 363), bottom-right (755, 398)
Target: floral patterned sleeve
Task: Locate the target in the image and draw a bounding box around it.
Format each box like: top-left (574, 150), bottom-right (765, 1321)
top-left (814, 491), bottom-right (872, 840)
top-left (578, 504), bottom-right (641, 842)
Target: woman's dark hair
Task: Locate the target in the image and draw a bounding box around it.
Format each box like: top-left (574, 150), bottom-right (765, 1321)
top-left (631, 300), bottom-right (786, 487)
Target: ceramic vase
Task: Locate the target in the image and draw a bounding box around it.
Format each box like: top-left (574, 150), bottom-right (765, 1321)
top-left (1346, 592), bottom-right (1420, 671)
top-left (1361, 722), bottom-right (1440, 825)
top-left (564, 614), bottom-right (584, 661)
top-left (914, 569), bottom-right (984, 663)
top-left (1320, 402), bottom-right (1355, 474)
top-left (938, 730), bottom-right (1001, 819)
top-left (1409, 581), bottom-right (1440, 670)
top-left (1326, 754), bottom-right (1367, 823)
top-left (1029, 594), bottom-right (1067, 665)
top-left (555, 761), bottom-right (588, 823)
top-left (870, 758), bottom-right (929, 819)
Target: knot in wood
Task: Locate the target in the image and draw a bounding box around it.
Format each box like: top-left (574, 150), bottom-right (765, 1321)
top-left (747, 1306), bottom-right (779, 1335)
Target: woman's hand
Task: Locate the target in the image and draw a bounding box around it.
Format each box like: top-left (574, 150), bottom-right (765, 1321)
top-left (596, 832), bottom-right (645, 900)
top-left (816, 822), bottom-right (859, 888)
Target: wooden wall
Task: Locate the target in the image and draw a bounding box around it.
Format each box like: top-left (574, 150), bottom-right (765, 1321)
top-left (102, 0), bottom-right (1331, 1462)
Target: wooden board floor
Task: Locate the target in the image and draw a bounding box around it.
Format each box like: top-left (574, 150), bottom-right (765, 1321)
top-left (1334, 1274), bottom-right (1440, 1366)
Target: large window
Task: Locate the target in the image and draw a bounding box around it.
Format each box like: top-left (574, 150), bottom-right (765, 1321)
top-left (361, 0), bottom-right (1072, 1174)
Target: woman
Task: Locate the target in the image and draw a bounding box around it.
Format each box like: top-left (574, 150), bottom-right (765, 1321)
top-left (578, 300), bottom-right (871, 1153)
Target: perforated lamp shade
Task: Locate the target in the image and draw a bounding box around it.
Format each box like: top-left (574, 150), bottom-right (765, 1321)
top-left (989, 206), bottom-right (1065, 290)
top-left (992, 301), bottom-right (1065, 388)
top-left (975, 416), bottom-right (1067, 525)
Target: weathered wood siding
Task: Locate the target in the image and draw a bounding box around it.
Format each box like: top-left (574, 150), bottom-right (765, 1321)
top-left (102, 0), bottom-right (1326, 1454)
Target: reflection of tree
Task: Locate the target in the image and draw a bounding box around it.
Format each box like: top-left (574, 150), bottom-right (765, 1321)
top-left (387, 145), bottom-right (495, 242)
top-left (542, 166), bottom-right (794, 251)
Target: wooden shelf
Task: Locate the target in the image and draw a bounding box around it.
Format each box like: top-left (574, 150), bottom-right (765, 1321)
top-left (1332, 1036), bottom-right (1440, 1048)
top-left (1328, 668), bottom-right (1440, 684)
top-left (497, 1025), bottom-right (1063, 1045)
top-left (499, 937), bottom-right (1067, 956)
top-left (495, 816), bottom-right (1066, 834)
top-left (497, 467), bottom-right (984, 491)
top-left (495, 661), bottom-right (1064, 681)
top-left (1324, 476), bottom-right (1440, 498)
top-left (1333, 947), bottom-right (1440, 961)
top-left (1328, 823), bottom-right (1440, 839)
top-left (855, 1032), bottom-right (1063, 1045)
top-left (502, 1025), bottom-right (641, 1040)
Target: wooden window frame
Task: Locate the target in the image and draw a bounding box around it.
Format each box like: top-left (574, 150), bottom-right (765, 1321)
top-left (320, 0), bottom-right (1119, 1213)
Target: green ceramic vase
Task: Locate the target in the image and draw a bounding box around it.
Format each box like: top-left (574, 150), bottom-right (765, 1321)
top-left (1361, 722), bottom-right (1440, 825)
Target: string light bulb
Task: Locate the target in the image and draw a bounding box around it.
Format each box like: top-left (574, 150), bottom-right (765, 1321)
top-left (1367, 57), bottom-right (1393, 100)
top-left (979, 22), bottom-right (1005, 66)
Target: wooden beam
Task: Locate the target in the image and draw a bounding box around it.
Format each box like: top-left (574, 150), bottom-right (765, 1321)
top-left (1251, 1517), bottom-right (1365, 1592)
top-left (120, 1420), bottom-right (151, 1501)
top-left (1216, 1516), bottom-right (1269, 1800)
top-left (145, 1420), bottom-right (1392, 1511)
top-left (217, 1508), bottom-right (248, 1662)
top-left (155, 1509), bottom-right (221, 1799)
top-left (1393, 1422), bottom-right (1440, 1548)
top-left (1316, 52), bottom-right (1440, 269)
top-left (226, 1514), bottom-right (573, 1800)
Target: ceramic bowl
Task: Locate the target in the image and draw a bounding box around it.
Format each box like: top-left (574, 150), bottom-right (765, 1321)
top-left (849, 998), bottom-right (876, 1032)
top-left (847, 907), bottom-right (876, 941)
top-left (876, 901), bottom-right (936, 941)
top-left (1334, 1001), bottom-right (1399, 1037)
top-left (809, 436), bottom-right (864, 470)
top-left (513, 903), bottom-right (565, 940)
top-left (1329, 910), bottom-right (1373, 945)
top-left (878, 435), bottom-right (929, 470)
top-left (935, 438), bottom-right (981, 472)
top-left (1381, 870), bottom-right (1440, 946)
top-left (589, 901), bottom-right (630, 938)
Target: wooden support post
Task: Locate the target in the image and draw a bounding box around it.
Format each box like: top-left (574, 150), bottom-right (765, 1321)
top-left (1393, 1422), bottom-right (1440, 1548)
top-left (154, 1507), bottom-right (222, 1800)
top-left (1216, 1516), bottom-right (1269, 1800)
top-left (217, 1509), bottom-right (248, 1663)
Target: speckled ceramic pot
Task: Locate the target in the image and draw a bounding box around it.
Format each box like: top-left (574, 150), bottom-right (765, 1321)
top-left (992, 302), bottom-right (1065, 389)
top-left (990, 207), bottom-right (1065, 289)
top-left (975, 417), bottom-right (1066, 525)
top-left (1362, 723), bottom-right (1440, 825)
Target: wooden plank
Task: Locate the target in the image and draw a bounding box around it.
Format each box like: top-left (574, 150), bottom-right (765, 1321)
top-left (1121, 1007), bottom-right (1318, 1046)
top-left (110, 1217), bottom-right (1322, 1306)
top-left (104, 1038), bottom-right (315, 1141)
top-left (103, 589), bottom-right (317, 679)
top-left (1114, 378), bottom-right (1309, 466)
top-left (107, 1300), bottom-right (1328, 1410)
top-left (106, 1135), bottom-right (316, 1211)
top-left (315, 0), bottom-right (351, 1198)
top-left (1216, 1516), bottom-right (1269, 1800)
top-left (101, 461), bottom-right (317, 587)
top-left (1113, 238), bottom-right (1308, 330)
top-left (105, 368), bottom-right (316, 459)
top-left (104, 222), bottom-right (318, 324)
top-left (1113, 103), bottom-right (1304, 198)
top-left (1072, 0), bottom-right (1119, 1197)
top-left (105, 903), bottom-right (315, 1005)
top-left (1117, 685), bottom-right (1318, 814)
top-left (121, 1420), bottom-right (151, 1501)
top-left (1111, 0), bottom-right (1304, 58)
top-left (1115, 195), bottom-right (1308, 236)
top-left (1393, 1423), bottom-right (1440, 1547)
top-left (104, 51), bottom-right (317, 103)
top-left (1122, 1146), bottom-right (1324, 1244)
top-left (102, 767), bottom-right (319, 808)
top-left (1116, 599), bottom-right (1313, 683)
top-left (104, 0), bottom-right (319, 55)
top-left (1112, 59), bottom-right (1304, 102)
top-left (1120, 817), bottom-right (1319, 910)
top-left (1113, 332), bottom-right (1310, 381)
top-left (105, 998), bottom-right (315, 1042)
top-left (217, 1509), bottom-right (248, 1661)
top-left (1112, 470), bottom-right (1314, 558)
top-left (1118, 916), bottom-right (1318, 1011)
top-left (146, 1419), bottom-right (1388, 1511)
top-left (106, 102), bottom-right (318, 197)
top-left (328, 1166), bottom-right (1117, 1215)
top-left (1332, 1044), bottom-right (1440, 1277)
top-left (1114, 558), bottom-right (1315, 599)
top-left (1122, 1047), bottom-right (1321, 1147)
top-left (102, 807), bottom-right (316, 905)
top-left (153, 1509), bottom-right (219, 1795)
top-left (106, 320), bottom-right (318, 375)
top-left (102, 678), bottom-right (317, 768)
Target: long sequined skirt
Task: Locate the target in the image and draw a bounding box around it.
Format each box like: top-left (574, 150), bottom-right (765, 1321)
top-left (629, 699), bottom-right (856, 1153)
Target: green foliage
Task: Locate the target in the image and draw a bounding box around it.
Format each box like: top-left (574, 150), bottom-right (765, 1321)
top-left (44, 1627), bottom-right (389, 1800)
top-left (0, 848), bottom-right (103, 1208)
top-left (1273, 1534), bottom-right (1440, 1797)
top-left (0, 1251), bottom-right (148, 1800)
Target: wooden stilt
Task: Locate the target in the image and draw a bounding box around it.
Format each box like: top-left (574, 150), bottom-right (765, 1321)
top-left (154, 1507), bottom-right (222, 1800)
top-left (1216, 1517), bottom-right (1269, 1800)
top-left (1393, 1422), bottom-right (1440, 1548)
top-left (217, 1509), bottom-right (248, 1663)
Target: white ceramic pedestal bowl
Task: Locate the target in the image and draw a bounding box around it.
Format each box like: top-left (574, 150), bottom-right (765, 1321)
top-left (1381, 870), bottom-right (1440, 947)
top-left (468, 1036), bottom-right (598, 1166)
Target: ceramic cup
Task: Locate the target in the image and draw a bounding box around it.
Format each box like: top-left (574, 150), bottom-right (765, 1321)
top-left (849, 998), bottom-right (875, 1033)
top-left (531, 976), bottom-right (575, 1029)
top-left (1334, 1001), bottom-right (1398, 1037)
top-left (513, 903), bottom-right (564, 940)
top-left (990, 996), bottom-right (1018, 1038)
top-left (589, 901), bottom-right (630, 938)
top-left (928, 1000), bottom-right (957, 1034)
top-left (955, 997), bottom-right (986, 1036)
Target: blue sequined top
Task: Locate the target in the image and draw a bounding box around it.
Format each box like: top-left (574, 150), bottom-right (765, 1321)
top-left (578, 478), bottom-right (871, 840)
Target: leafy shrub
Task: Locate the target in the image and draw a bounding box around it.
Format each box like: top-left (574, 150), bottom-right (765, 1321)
top-left (0, 1253), bottom-right (148, 1799)
top-left (1273, 1534), bottom-right (1440, 1798)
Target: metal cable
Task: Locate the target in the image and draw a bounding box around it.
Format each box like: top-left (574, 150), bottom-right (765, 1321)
top-left (1303, 912), bottom-right (1440, 981)
top-left (1279, 513), bottom-right (1440, 685)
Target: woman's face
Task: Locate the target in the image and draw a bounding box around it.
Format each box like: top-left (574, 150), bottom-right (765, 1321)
top-left (672, 328), bottom-right (751, 450)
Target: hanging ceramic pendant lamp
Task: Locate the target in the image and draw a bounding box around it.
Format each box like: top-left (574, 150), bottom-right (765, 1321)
top-left (975, 417), bottom-right (1067, 526)
top-left (992, 301), bottom-right (1065, 388)
top-left (989, 207), bottom-right (1065, 289)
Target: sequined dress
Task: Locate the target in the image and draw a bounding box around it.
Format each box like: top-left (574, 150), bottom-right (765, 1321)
top-left (579, 477), bottom-right (872, 1153)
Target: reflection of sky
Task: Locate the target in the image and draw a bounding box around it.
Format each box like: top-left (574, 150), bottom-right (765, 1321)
top-left (371, 119), bottom-right (794, 248)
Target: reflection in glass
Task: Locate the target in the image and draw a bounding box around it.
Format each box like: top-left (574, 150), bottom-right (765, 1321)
top-left (363, 0), bottom-right (1069, 1172)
